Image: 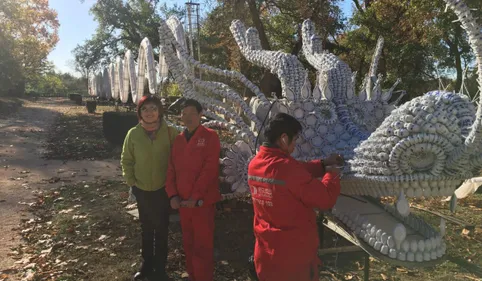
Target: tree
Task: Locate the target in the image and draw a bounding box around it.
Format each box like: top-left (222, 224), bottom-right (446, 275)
top-left (200, 0), bottom-right (346, 96)
top-left (0, 29), bottom-right (24, 95)
top-left (73, 0), bottom-right (184, 74)
top-left (74, 0), bottom-right (346, 96)
top-left (343, 0), bottom-right (481, 97)
top-left (0, 0), bottom-right (59, 95)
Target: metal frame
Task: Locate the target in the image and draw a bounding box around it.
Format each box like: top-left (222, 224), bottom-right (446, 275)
top-left (317, 213), bottom-right (448, 281)
top-left (318, 214), bottom-right (370, 281)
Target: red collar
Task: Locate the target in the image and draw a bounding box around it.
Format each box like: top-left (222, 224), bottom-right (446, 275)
top-left (181, 125), bottom-right (205, 136)
top-left (259, 145), bottom-right (290, 157)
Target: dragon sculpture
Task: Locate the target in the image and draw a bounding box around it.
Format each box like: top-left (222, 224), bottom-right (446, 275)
top-left (89, 0), bottom-right (481, 267)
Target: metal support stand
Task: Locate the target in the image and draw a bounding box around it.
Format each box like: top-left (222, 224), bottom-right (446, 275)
top-left (364, 253), bottom-right (370, 281)
top-left (318, 213), bottom-right (325, 249)
top-left (318, 213), bottom-right (370, 281)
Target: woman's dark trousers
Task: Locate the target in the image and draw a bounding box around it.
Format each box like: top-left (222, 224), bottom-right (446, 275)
top-left (132, 186), bottom-right (170, 277)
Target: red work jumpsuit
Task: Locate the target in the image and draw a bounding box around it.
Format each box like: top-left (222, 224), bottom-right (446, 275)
top-left (166, 125), bottom-right (221, 281)
top-left (247, 145), bottom-right (341, 281)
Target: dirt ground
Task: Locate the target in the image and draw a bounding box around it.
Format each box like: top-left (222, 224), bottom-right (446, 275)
top-left (0, 98), bottom-right (122, 278)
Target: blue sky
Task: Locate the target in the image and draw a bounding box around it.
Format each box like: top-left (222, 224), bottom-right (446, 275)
top-left (47, 0), bottom-right (353, 75)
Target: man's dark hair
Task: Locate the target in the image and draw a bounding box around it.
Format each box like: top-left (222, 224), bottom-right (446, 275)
top-left (181, 98), bottom-right (203, 113)
top-left (263, 113), bottom-right (302, 144)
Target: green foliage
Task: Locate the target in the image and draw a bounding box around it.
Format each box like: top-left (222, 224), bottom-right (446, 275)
top-left (25, 64), bottom-right (88, 97)
top-left (340, 0), bottom-right (481, 98)
top-left (0, 0), bottom-right (59, 96)
top-left (0, 30), bottom-right (24, 96)
top-left (73, 0), bottom-right (179, 75)
top-left (462, 68), bottom-right (480, 101)
top-left (31, 74), bottom-right (66, 96)
top-left (160, 83), bottom-right (182, 97)
top-left (196, 0), bottom-right (347, 96)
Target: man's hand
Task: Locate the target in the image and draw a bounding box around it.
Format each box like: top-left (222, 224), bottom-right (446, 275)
top-left (170, 196), bottom-right (181, 210)
top-left (180, 198), bottom-right (197, 208)
top-left (324, 153), bottom-right (344, 167)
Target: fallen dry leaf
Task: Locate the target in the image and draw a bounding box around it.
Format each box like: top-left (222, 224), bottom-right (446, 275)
top-left (355, 261), bottom-right (364, 270)
top-left (23, 263), bottom-right (36, 270)
top-left (72, 215), bottom-right (87, 220)
top-left (59, 208), bottom-right (74, 214)
top-left (23, 270), bottom-right (35, 281)
top-left (125, 203), bottom-right (137, 210)
top-left (40, 247), bottom-right (52, 255)
top-left (380, 273), bottom-right (388, 280)
top-left (98, 235), bottom-right (109, 241)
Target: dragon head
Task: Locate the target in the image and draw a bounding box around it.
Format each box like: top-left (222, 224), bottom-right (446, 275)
top-left (222, 0), bottom-right (482, 266)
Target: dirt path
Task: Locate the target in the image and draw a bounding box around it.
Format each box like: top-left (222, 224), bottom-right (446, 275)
top-left (0, 98), bottom-right (122, 274)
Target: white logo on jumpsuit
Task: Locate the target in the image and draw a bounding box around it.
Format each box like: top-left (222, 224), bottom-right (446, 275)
top-left (197, 138), bottom-right (206, 147)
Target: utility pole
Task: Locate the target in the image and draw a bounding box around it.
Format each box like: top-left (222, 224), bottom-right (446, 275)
top-left (185, 1), bottom-right (201, 79)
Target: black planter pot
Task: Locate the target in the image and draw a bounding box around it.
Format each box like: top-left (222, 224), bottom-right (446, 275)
top-left (86, 100), bottom-right (97, 113)
top-left (74, 96), bottom-right (82, 105)
top-left (69, 93), bottom-right (82, 105)
top-left (102, 111), bottom-right (139, 145)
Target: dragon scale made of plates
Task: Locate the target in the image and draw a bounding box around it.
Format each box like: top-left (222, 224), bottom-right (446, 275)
top-left (89, 0), bottom-right (482, 267)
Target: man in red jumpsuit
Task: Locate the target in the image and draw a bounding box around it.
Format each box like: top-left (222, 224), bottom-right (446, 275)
top-left (248, 112), bottom-right (343, 281)
top-left (166, 99), bottom-right (221, 281)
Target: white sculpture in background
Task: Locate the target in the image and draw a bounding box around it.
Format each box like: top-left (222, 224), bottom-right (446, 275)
top-left (89, 0), bottom-right (481, 266)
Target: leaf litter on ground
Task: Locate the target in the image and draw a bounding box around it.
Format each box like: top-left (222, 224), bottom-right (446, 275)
top-left (8, 102), bottom-right (482, 281)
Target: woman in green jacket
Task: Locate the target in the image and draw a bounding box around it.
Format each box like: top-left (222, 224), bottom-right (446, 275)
top-left (121, 95), bottom-right (177, 281)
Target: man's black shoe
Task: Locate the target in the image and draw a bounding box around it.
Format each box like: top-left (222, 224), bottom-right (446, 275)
top-left (132, 271), bottom-right (148, 281)
top-left (133, 261), bottom-right (154, 281)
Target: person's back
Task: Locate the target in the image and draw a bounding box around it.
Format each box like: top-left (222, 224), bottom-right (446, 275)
top-left (248, 113), bottom-right (342, 281)
top-left (249, 147), bottom-right (322, 242)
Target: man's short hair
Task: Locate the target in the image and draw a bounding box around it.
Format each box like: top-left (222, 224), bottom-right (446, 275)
top-left (181, 98), bottom-right (203, 113)
top-left (263, 113), bottom-right (302, 144)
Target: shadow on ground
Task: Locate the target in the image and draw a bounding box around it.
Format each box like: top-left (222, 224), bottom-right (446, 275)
top-left (42, 109), bottom-right (122, 161)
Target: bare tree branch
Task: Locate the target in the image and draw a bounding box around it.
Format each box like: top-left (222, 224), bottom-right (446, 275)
top-left (352, 0), bottom-right (364, 13)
